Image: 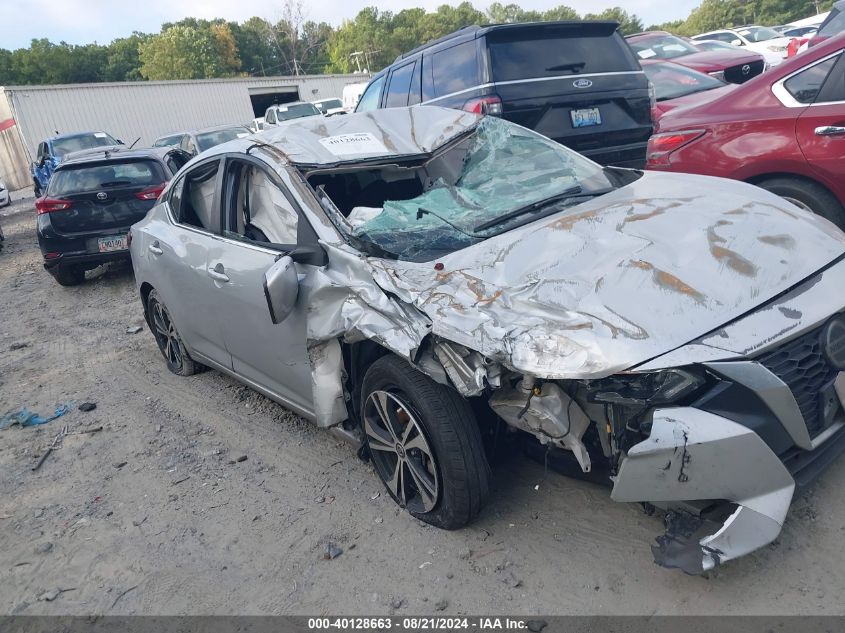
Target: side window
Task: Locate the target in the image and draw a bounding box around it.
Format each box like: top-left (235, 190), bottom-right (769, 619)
top-left (409, 61), bottom-right (422, 106)
top-left (816, 54), bottom-right (845, 103)
top-left (356, 76), bottom-right (385, 112)
top-left (266, 108), bottom-right (277, 124)
top-left (165, 151), bottom-right (189, 175)
top-left (431, 41), bottom-right (479, 98)
top-left (421, 55), bottom-right (434, 102)
top-left (224, 161), bottom-right (298, 246)
top-left (170, 160), bottom-right (220, 233)
top-left (385, 62), bottom-right (416, 108)
top-left (785, 56), bottom-right (839, 104)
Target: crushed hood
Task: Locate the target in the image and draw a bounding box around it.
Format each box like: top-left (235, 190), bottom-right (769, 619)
top-left (368, 171), bottom-right (845, 378)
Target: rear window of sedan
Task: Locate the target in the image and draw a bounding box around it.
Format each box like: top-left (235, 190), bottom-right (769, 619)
top-left (49, 160), bottom-right (165, 196)
top-left (52, 133), bottom-right (116, 157)
top-left (195, 127), bottom-right (250, 152)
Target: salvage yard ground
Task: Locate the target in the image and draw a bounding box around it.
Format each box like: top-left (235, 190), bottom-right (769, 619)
top-left (1, 202), bottom-right (845, 615)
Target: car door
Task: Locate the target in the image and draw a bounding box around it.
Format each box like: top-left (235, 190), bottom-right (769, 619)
top-left (794, 52), bottom-right (845, 191)
top-left (150, 158), bottom-right (231, 367)
top-left (33, 142), bottom-right (51, 189)
top-left (209, 155), bottom-right (313, 412)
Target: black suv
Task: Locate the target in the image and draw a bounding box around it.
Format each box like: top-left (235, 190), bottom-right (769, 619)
top-left (36, 146), bottom-right (190, 286)
top-left (355, 21), bottom-right (653, 167)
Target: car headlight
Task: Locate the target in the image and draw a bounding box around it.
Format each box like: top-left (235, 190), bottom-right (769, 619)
top-left (586, 368), bottom-right (705, 406)
top-left (708, 70), bottom-right (726, 81)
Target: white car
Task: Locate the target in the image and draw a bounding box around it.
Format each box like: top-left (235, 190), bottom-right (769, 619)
top-left (264, 102), bottom-right (322, 127)
top-left (311, 98), bottom-right (346, 116)
top-left (692, 25), bottom-right (792, 66)
top-left (0, 181), bottom-right (10, 207)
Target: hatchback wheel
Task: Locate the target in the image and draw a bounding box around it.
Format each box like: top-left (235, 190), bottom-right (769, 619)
top-left (361, 355), bottom-right (490, 529)
top-left (757, 177), bottom-right (845, 230)
top-left (147, 289), bottom-right (199, 376)
top-left (51, 265), bottom-right (85, 287)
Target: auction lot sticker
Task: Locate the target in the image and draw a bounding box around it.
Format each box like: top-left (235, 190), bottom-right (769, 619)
top-left (319, 133), bottom-right (389, 156)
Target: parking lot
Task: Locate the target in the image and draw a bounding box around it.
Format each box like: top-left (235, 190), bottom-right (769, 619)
top-left (3, 200), bottom-right (845, 616)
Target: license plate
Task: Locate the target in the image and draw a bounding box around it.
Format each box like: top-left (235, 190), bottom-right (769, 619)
top-left (98, 235), bottom-right (127, 252)
top-left (570, 107), bottom-right (602, 128)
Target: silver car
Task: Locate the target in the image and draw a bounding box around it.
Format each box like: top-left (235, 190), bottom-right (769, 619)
top-left (130, 106), bottom-right (845, 574)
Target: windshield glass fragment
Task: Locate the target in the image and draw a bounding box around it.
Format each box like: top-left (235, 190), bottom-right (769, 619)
top-left (306, 117), bottom-right (619, 262)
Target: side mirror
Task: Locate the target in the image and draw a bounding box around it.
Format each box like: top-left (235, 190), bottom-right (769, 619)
top-left (117, 139), bottom-right (125, 145)
top-left (731, 39), bottom-right (743, 46)
top-left (263, 255), bottom-right (299, 324)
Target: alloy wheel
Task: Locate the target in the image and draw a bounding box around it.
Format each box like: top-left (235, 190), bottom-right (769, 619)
top-left (364, 389), bottom-right (440, 513)
top-left (152, 300), bottom-right (184, 370)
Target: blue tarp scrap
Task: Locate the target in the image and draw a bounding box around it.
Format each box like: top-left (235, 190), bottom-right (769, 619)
top-left (0, 404), bottom-right (71, 430)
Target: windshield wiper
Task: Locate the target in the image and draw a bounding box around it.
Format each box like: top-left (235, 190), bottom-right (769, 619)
top-left (473, 185), bottom-right (584, 232)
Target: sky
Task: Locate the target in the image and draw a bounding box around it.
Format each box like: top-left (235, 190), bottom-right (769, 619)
top-left (0, 0), bottom-right (702, 50)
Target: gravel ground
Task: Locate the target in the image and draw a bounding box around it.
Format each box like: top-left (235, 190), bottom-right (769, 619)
top-left (2, 203), bottom-right (845, 615)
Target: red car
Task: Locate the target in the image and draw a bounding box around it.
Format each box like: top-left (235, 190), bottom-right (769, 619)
top-left (626, 31), bottom-right (767, 83)
top-left (647, 32), bottom-right (845, 228)
top-left (641, 59), bottom-right (737, 120)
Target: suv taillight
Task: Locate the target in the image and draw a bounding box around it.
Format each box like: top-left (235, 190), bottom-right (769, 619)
top-left (463, 95), bottom-right (503, 116)
top-left (136, 182), bottom-right (168, 201)
top-left (646, 130), bottom-right (707, 167)
top-left (35, 198), bottom-right (73, 214)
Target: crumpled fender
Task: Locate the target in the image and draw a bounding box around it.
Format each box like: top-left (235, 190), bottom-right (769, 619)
top-left (611, 407), bottom-right (795, 574)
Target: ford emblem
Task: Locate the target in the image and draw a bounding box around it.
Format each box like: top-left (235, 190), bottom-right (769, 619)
top-left (741, 64), bottom-right (751, 75)
top-left (96, 191), bottom-right (108, 200)
top-left (573, 78), bottom-right (593, 89)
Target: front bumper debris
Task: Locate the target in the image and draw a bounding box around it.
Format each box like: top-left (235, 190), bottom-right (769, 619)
top-left (611, 407), bottom-right (795, 574)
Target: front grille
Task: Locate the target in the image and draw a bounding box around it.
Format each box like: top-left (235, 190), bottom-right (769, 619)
top-left (724, 60), bottom-right (765, 84)
top-left (757, 326), bottom-right (839, 437)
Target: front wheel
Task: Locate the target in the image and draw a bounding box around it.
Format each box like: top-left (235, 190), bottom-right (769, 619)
top-left (756, 177), bottom-right (845, 230)
top-left (360, 355), bottom-right (490, 529)
top-left (147, 289), bottom-right (199, 376)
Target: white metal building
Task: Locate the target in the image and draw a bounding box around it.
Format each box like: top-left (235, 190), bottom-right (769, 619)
top-left (0, 73), bottom-right (369, 191)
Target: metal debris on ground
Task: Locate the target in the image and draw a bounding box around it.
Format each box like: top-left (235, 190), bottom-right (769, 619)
top-left (78, 402), bottom-right (97, 412)
top-left (323, 543), bottom-right (343, 560)
top-left (32, 425), bottom-right (68, 471)
top-left (125, 326), bottom-right (143, 334)
top-left (228, 455), bottom-right (248, 464)
top-left (0, 404), bottom-right (71, 430)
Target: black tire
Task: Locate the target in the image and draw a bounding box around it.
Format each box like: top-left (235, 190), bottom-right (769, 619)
top-left (147, 289), bottom-right (199, 376)
top-left (756, 177), bottom-right (845, 229)
top-left (51, 265), bottom-right (85, 286)
top-left (360, 355), bottom-right (490, 529)
top-left (33, 180), bottom-right (42, 198)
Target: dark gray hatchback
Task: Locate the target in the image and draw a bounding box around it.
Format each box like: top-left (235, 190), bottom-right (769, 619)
top-left (36, 146), bottom-right (191, 286)
top-left (356, 21), bottom-right (653, 167)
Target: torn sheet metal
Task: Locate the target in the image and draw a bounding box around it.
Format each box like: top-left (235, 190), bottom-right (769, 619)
top-left (611, 407), bottom-right (795, 574)
top-left (259, 107), bottom-right (480, 166)
top-left (367, 172), bottom-right (845, 379)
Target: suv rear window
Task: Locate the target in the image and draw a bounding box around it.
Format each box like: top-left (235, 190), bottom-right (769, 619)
top-left (487, 26), bottom-right (637, 82)
top-left (49, 160), bottom-right (164, 196)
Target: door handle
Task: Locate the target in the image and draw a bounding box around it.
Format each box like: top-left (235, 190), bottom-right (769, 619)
top-left (208, 264), bottom-right (230, 282)
top-left (815, 125), bottom-right (845, 137)
top-left (148, 241), bottom-right (163, 256)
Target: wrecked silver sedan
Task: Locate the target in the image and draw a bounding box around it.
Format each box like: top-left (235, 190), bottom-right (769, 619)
top-left (130, 106), bottom-right (845, 574)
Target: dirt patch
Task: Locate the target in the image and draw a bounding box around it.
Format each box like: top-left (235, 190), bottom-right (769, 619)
top-left (1, 207), bottom-right (844, 615)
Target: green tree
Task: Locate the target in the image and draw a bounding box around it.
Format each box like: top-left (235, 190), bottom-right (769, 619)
top-left (139, 24), bottom-right (241, 80)
top-left (230, 17), bottom-right (280, 76)
top-left (103, 33), bottom-right (149, 81)
top-left (584, 7), bottom-right (644, 35)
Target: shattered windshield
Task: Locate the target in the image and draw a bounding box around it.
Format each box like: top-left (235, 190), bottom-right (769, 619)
top-left (52, 133), bottom-right (116, 157)
top-left (309, 117), bottom-right (618, 262)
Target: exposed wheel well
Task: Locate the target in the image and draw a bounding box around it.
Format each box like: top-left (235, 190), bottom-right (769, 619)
top-left (343, 340), bottom-right (391, 427)
top-left (139, 282), bottom-right (154, 324)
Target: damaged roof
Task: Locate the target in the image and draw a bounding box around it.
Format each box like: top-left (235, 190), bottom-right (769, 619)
top-left (255, 107), bottom-right (481, 166)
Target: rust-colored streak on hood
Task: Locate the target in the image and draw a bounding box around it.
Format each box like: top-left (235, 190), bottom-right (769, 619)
top-left (369, 172), bottom-right (845, 379)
